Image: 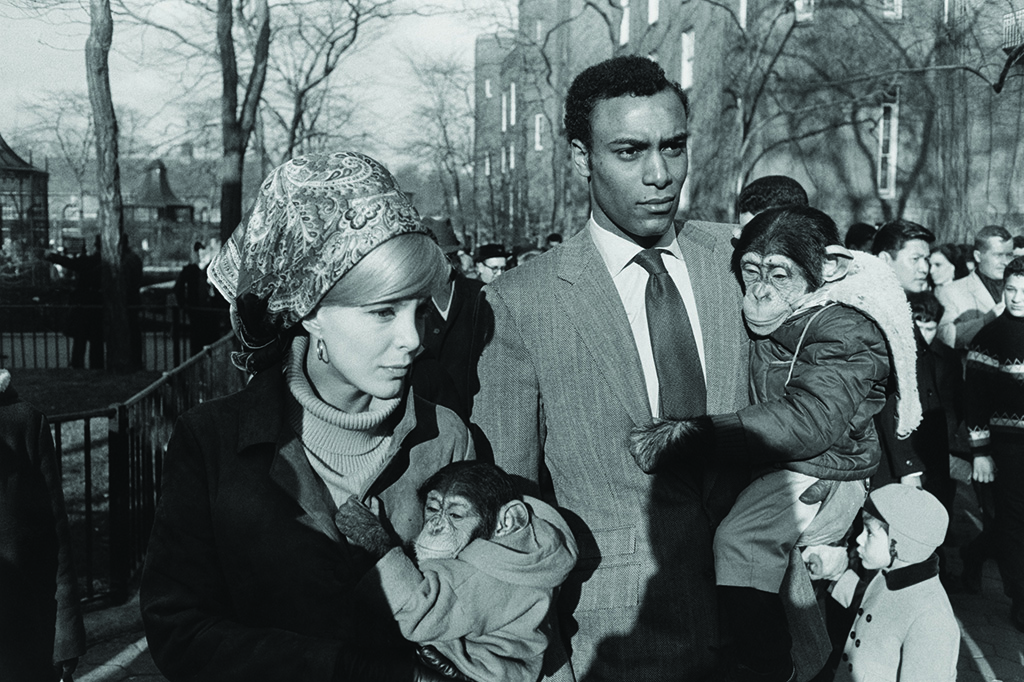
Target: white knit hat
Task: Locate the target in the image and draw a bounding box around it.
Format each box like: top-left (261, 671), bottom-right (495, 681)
top-left (866, 484), bottom-right (948, 564)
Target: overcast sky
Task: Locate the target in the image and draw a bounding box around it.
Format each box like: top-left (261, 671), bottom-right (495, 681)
top-left (0, 1), bottom-right (502, 166)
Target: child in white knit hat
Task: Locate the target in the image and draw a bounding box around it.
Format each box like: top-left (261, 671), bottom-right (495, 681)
top-left (826, 484), bottom-right (960, 682)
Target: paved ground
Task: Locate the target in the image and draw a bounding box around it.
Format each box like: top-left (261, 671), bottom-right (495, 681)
top-left (73, 480), bottom-right (1023, 682)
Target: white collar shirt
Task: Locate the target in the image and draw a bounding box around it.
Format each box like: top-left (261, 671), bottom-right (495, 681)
top-left (587, 217), bottom-right (706, 418)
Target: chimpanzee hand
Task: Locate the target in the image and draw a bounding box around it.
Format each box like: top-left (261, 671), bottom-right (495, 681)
top-left (334, 496), bottom-right (396, 561)
top-left (415, 646), bottom-right (472, 681)
top-left (798, 478), bottom-right (838, 505)
top-left (629, 416), bottom-right (712, 473)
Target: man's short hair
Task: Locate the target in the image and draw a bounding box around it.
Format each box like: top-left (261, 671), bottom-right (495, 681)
top-left (844, 223), bottom-right (877, 251)
top-left (907, 291), bottom-right (944, 324)
top-left (1013, 235), bottom-right (1024, 250)
top-left (974, 225), bottom-right (1012, 252)
top-left (736, 176), bottom-right (808, 216)
top-left (871, 219), bottom-right (935, 258)
top-left (564, 55), bottom-right (687, 149)
top-left (1005, 256), bottom-right (1024, 282)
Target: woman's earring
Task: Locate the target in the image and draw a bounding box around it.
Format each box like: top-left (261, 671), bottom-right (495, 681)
top-left (316, 338), bottom-right (329, 364)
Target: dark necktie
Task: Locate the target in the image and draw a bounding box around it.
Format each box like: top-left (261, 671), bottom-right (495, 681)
top-left (632, 248), bottom-right (707, 419)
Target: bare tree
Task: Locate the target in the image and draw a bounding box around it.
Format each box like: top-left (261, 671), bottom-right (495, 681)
top-left (18, 91), bottom-right (96, 221)
top-left (117, 0), bottom-right (270, 241)
top-left (406, 54), bottom-right (475, 238)
top-left (86, 0), bottom-right (135, 371)
top-left (261, 0), bottom-right (402, 162)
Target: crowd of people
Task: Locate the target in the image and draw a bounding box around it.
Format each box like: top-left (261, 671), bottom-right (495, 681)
top-left (4, 53), bottom-right (1023, 682)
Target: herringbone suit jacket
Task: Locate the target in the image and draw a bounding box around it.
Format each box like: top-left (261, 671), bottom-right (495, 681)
top-left (470, 221), bottom-right (749, 682)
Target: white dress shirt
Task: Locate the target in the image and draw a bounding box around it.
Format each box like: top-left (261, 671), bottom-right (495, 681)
top-left (587, 217), bottom-right (706, 417)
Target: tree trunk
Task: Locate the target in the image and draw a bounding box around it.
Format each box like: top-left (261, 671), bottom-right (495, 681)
top-left (86, 0), bottom-right (134, 373)
top-left (217, 0), bottom-right (270, 243)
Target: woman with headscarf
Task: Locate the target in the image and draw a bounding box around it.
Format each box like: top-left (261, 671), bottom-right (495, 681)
top-left (140, 152), bottom-right (474, 682)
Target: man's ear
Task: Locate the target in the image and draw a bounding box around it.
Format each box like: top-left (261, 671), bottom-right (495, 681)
top-left (492, 500), bottom-right (530, 538)
top-left (570, 139), bottom-right (591, 180)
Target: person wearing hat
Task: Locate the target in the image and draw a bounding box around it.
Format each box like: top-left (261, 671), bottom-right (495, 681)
top-left (412, 219), bottom-right (485, 421)
top-left (474, 244), bottom-right (509, 284)
top-left (822, 484), bottom-right (959, 682)
top-left (140, 152), bottom-right (474, 682)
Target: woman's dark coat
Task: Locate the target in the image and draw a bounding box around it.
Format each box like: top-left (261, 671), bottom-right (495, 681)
top-left (140, 366), bottom-right (474, 682)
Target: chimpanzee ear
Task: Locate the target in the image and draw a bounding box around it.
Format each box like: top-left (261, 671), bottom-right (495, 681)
top-left (822, 245), bottom-right (854, 283)
top-left (492, 500), bottom-right (530, 537)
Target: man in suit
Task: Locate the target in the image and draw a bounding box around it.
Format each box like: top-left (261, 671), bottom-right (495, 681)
top-left (471, 55), bottom-right (748, 682)
top-left (412, 219), bottom-right (484, 421)
top-left (936, 224), bottom-right (1013, 348)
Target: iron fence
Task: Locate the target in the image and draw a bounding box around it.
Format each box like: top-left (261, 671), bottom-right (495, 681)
top-left (51, 334), bottom-right (246, 604)
top-left (0, 304), bottom-right (229, 371)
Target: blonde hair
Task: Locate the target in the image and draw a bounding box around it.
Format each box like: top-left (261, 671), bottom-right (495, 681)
top-left (318, 233), bottom-right (449, 308)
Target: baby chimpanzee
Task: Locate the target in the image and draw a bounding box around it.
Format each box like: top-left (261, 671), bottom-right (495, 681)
top-left (336, 461), bottom-right (577, 682)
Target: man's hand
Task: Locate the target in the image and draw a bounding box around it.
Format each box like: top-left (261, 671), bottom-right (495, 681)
top-left (335, 496), bottom-right (395, 561)
top-left (801, 545), bottom-right (848, 582)
top-left (973, 455), bottom-right (996, 483)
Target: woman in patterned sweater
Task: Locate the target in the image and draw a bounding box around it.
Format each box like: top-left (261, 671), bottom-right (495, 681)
top-left (965, 255), bottom-right (1024, 632)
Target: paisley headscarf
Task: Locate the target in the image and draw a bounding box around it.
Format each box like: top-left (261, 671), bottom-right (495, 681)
top-left (208, 151), bottom-right (429, 372)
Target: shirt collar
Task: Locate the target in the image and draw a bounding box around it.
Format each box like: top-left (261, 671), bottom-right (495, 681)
top-left (587, 215), bottom-right (683, 277)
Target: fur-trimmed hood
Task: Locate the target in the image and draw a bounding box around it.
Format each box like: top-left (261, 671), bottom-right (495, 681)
top-left (794, 251), bottom-right (922, 438)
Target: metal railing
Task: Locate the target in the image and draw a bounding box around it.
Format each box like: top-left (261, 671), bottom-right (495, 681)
top-left (0, 304), bottom-right (229, 371)
top-left (51, 334), bottom-right (246, 604)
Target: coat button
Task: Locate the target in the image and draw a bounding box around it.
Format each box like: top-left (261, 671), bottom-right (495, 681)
top-left (842, 654), bottom-right (848, 661)
top-left (866, 614), bottom-right (872, 622)
top-left (855, 639), bottom-right (861, 647)
top-left (850, 631), bottom-right (856, 639)
top-left (857, 608), bottom-right (864, 615)
top-left (848, 664), bottom-right (853, 672)
top-left (432, 328), bottom-right (441, 334)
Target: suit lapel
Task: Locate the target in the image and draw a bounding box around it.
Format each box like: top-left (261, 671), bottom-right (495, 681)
top-left (677, 221), bottom-right (736, 411)
top-left (555, 230), bottom-right (651, 427)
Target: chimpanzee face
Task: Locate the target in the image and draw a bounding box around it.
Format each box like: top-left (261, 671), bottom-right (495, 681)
top-left (739, 252), bottom-right (812, 336)
top-left (413, 490), bottom-right (485, 562)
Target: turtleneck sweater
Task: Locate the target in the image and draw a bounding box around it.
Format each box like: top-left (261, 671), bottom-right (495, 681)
top-left (285, 336), bottom-right (401, 506)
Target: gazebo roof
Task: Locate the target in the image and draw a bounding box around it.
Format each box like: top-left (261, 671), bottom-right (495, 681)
top-left (0, 133), bottom-right (47, 176)
top-left (132, 159), bottom-right (188, 208)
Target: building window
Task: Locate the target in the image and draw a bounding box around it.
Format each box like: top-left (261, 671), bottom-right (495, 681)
top-left (877, 91), bottom-right (899, 200)
top-left (501, 93), bottom-right (507, 132)
top-left (484, 79), bottom-right (492, 98)
top-left (484, 153), bottom-right (491, 177)
top-left (648, 0), bottom-right (658, 25)
top-left (510, 142), bottom-right (516, 170)
top-left (534, 114), bottom-right (544, 151)
top-left (882, 0), bottom-right (902, 20)
top-left (619, 0), bottom-right (630, 46)
top-left (535, 20), bottom-right (543, 42)
top-left (794, 0), bottom-right (813, 23)
top-left (680, 31), bottom-right (694, 91)
top-left (501, 147), bottom-right (507, 174)
top-left (508, 188), bottom-right (514, 229)
top-left (510, 83), bottom-right (517, 127)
